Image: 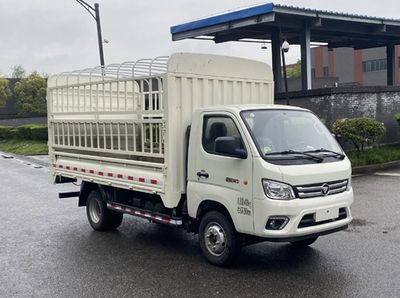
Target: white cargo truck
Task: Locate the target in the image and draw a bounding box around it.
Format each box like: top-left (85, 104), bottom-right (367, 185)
top-left (48, 53), bottom-right (353, 266)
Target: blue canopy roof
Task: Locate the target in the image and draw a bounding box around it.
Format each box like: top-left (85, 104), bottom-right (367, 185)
top-left (170, 3), bottom-right (400, 49)
top-left (170, 3), bottom-right (273, 34)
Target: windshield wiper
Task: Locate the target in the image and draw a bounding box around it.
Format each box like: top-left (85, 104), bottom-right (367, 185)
top-left (305, 148), bottom-right (345, 159)
top-left (266, 150), bottom-right (323, 162)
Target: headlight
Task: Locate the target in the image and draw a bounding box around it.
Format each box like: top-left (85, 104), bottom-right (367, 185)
top-left (347, 177), bottom-right (352, 191)
top-left (262, 179), bottom-right (296, 200)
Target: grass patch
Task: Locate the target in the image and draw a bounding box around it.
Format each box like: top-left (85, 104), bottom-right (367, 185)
top-left (0, 139), bottom-right (48, 155)
top-left (346, 143), bottom-right (400, 167)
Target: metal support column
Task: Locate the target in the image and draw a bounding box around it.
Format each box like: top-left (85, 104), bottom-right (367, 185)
top-left (387, 43), bottom-right (395, 86)
top-left (300, 25), bottom-right (312, 90)
top-left (271, 30), bottom-right (282, 93)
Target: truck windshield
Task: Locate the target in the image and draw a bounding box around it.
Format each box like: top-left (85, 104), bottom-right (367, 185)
top-left (241, 109), bottom-right (343, 160)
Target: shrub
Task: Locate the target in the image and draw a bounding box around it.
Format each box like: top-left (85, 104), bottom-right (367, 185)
top-left (0, 125), bottom-right (12, 139)
top-left (332, 117), bottom-right (386, 151)
top-left (394, 113), bottom-right (400, 122)
top-left (0, 124), bottom-right (48, 140)
top-left (30, 125), bottom-right (48, 141)
top-left (14, 125), bottom-right (32, 139)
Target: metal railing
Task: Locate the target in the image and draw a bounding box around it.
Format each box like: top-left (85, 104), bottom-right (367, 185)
top-left (48, 57), bottom-right (169, 163)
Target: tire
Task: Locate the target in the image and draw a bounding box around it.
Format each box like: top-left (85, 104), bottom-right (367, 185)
top-left (198, 211), bottom-right (241, 267)
top-left (290, 236), bottom-right (318, 247)
top-left (86, 190), bottom-right (123, 231)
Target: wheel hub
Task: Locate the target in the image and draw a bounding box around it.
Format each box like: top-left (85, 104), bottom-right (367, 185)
top-left (89, 199), bottom-right (102, 223)
top-left (204, 223), bottom-right (226, 256)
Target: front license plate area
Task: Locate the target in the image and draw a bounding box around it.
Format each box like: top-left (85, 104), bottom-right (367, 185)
top-left (315, 207), bottom-right (339, 222)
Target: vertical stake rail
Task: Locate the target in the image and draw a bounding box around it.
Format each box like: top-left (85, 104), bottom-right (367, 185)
top-left (141, 123), bottom-right (145, 153)
top-left (84, 123), bottom-right (87, 147)
top-left (117, 123), bottom-right (121, 150)
top-left (90, 123), bottom-right (94, 149)
top-left (150, 123), bottom-right (153, 153)
top-left (72, 123), bottom-right (76, 146)
top-left (133, 123), bottom-right (137, 152)
top-left (109, 82), bottom-right (112, 111)
top-left (110, 123), bottom-right (113, 150)
top-left (117, 82), bottom-right (120, 111)
top-left (124, 81), bottom-right (128, 111)
top-left (125, 123), bottom-right (128, 152)
top-left (57, 123), bottom-right (60, 145)
top-left (61, 123), bottom-right (65, 146)
top-left (96, 123), bottom-right (100, 149)
top-left (103, 123), bottom-right (106, 149)
top-left (83, 85), bottom-right (86, 113)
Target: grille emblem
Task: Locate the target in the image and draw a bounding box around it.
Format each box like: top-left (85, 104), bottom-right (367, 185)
top-left (321, 183), bottom-right (330, 196)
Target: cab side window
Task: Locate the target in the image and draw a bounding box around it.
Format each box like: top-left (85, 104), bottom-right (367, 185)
top-left (202, 115), bottom-right (245, 155)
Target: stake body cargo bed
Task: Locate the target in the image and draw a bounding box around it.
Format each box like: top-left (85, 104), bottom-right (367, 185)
top-left (47, 53), bottom-right (274, 208)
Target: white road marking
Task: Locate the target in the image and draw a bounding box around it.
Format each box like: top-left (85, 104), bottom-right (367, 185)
top-left (374, 172), bottom-right (400, 177)
top-left (0, 151), bottom-right (48, 171)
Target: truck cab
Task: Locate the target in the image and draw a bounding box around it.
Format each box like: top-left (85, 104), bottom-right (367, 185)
top-left (187, 105), bottom-right (353, 264)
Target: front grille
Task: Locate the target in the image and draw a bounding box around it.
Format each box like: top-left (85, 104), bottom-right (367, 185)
top-left (298, 208), bottom-right (347, 228)
top-left (294, 179), bottom-right (348, 199)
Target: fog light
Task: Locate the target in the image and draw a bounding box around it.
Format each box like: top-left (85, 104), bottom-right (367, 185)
top-left (266, 216), bottom-right (289, 230)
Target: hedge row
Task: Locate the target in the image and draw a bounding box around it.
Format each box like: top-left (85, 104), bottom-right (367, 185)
top-left (0, 124), bottom-right (48, 141)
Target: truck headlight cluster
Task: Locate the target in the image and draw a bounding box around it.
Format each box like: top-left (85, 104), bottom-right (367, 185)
top-left (262, 179), bottom-right (295, 200)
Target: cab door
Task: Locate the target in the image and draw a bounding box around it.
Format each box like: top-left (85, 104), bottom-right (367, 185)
top-left (187, 112), bottom-right (254, 234)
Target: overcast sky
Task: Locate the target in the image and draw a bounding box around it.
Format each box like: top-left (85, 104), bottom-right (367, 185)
top-left (0, 0), bottom-right (399, 76)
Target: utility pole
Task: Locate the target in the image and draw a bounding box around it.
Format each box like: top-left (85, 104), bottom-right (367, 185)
top-left (75, 0), bottom-right (105, 68)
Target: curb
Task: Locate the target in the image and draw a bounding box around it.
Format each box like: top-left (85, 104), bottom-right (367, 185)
top-left (352, 160), bottom-right (400, 175)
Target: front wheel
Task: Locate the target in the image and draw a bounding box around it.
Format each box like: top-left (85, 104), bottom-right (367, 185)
top-left (198, 211), bottom-right (241, 267)
top-left (290, 236), bottom-right (318, 247)
top-left (86, 190), bottom-right (123, 231)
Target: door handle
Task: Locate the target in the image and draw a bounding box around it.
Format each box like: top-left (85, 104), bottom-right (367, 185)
top-left (197, 171), bottom-right (209, 178)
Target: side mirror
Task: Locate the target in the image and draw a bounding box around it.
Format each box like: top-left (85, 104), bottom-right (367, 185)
top-left (215, 136), bottom-right (247, 159)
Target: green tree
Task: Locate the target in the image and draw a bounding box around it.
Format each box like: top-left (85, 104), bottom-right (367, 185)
top-left (14, 73), bottom-right (47, 115)
top-left (287, 60), bottom-right (301, 79)
top-left (0, 77), bottom-right (11, 108)
top-left (11, 65), bottom-right (26, 79)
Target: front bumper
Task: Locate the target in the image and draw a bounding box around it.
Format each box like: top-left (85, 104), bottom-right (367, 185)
top-left (252, 188), bottom-right (353, 239)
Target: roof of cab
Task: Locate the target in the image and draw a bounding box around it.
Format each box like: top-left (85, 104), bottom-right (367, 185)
top-left (197, 104), bottom-right (309, 113)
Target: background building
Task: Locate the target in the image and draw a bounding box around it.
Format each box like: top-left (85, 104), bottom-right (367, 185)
top-left (311, 46), bottom-right (400, 87)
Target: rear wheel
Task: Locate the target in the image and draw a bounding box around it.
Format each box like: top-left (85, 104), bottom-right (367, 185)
top-left (86, 190), bottom-right (123, 231)
top-left (290, 236), bottom-right (318, 247)
top-left (199, 211), bottom-right (241, 267)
